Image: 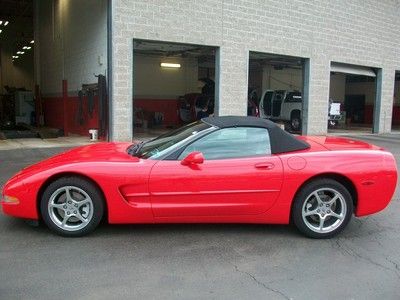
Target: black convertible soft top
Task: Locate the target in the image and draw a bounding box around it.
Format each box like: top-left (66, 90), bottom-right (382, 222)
top-left (202, 116), bottom-right (310, 154)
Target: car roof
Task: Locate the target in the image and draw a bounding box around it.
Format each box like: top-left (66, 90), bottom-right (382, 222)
top-left (201, 116), bottom-right (310, 154)
top-left (202, 116), bottom-right (277, 129)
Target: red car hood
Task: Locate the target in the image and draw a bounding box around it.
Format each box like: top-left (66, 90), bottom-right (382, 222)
top-left (17, 142), bottom-right (137, 177)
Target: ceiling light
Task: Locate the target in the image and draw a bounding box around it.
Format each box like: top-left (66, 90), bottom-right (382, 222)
top-left (23, 46), bottom-right (28, 49)
top-left (30, 40), bottom-right (34, 44)
top-left (4, 21), bottom-right (8, 26)
top-left (14, 56), bottom-right (19, 58)
top-left (0, 29), bottom-right (2, 33)
top-left (20, 51), bottom-right (24, 54)
top-left (160, 62), bottom-right (181, 68)
top-left (26, 46), bottom-right (31, 49)
top-left (0, 21), bottom-right (2, 25)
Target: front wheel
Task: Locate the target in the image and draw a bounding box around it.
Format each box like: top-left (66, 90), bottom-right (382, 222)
top-left (292, 179), bottom-right (353, 238)
top-left (40, 177), bottom-right (104, 237)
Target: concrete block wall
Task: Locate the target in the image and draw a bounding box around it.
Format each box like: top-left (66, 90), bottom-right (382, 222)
top-left (111, 0), bottom-right (400, 141)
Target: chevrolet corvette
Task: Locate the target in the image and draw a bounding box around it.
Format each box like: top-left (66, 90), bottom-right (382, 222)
top-left (1, 116), bottom-right (397, 238)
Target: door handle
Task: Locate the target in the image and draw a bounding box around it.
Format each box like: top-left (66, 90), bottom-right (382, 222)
top-left (255, 162), bottom-right (275, 170)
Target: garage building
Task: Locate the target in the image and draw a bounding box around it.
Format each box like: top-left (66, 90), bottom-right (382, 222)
top-left (1, 1), bottom-right (399, 141)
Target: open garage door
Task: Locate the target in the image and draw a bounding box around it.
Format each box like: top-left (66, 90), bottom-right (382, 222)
top-left (248, 51), bottom-right (306, 133)
top-left (0, 0), bottom-right (35, 139)
top-left (331, 63), bottom-right (376, 78)
top-left (329, 62), bottom-right (377, 134)
top-left (0, 0), bottom-right (108, 141)
top-left (133, 40), bottom-right (217, 138)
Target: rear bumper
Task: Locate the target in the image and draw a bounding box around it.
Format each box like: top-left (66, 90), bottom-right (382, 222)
top-left (355, 153), bottom-right (397, 217)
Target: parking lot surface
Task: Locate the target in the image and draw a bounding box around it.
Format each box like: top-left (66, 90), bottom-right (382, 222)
top-left (1, 135), bottom-right (400, 299)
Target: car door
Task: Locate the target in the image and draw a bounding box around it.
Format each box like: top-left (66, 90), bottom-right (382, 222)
top-left (149, 127), bottom-right (283, 217)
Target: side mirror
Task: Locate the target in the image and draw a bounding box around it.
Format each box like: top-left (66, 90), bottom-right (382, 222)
top-left (181, 151), bottom-right (204, 166)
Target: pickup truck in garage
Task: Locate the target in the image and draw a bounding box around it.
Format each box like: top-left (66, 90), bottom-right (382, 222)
top-left (259, 90), bottom-right (341, 131)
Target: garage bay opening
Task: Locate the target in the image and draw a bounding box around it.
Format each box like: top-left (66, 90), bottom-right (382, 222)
top-left (0, 1), bottom-right (35, 139)
top-left (133, 40), bottom-right (217, 138)
top-left (247, 51), bottom-right (306, 133)
top-left (328, 62), bottom-right (377, 134)
top-left (0, 1), bottom-right (109, 141)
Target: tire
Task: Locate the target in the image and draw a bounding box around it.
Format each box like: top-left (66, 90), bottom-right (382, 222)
top-left (292, 179), bottom-right (353, 239)
top-left (40, 176), bottom-right (104, 237)
top-left (290, 111), bottom-right (301, 132)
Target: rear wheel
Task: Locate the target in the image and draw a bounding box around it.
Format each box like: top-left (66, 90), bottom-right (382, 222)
top-left (40, 177), bottom-right (104, 237)
top-left (292, 179), bottom-right (353, 238)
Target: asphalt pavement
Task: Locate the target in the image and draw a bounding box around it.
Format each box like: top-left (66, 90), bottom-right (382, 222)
top-left (1, 135), bottom-right (400, 299)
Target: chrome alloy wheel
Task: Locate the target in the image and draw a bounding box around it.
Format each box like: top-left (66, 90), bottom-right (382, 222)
top-left (301, 188), bottom-right (347, 234)
top-left (48, 186), bottom-right (94, 232)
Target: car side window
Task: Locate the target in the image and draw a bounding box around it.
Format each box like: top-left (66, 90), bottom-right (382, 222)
top-left (178, 127), bottom-right (271, 160)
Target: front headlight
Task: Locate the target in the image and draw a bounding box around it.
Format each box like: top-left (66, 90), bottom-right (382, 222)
top-left (2, 195), bottom-right (20, 204)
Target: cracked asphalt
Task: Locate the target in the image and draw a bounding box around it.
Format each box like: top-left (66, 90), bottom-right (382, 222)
top-left (1, 134), bottom-right (400, 299)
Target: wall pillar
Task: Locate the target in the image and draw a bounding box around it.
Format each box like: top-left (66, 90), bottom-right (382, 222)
top-left (373, 68), bottom-right (396, 133)
top-left (302, 57), bottom-right (330, 135)
top-left (110, 2), bottom-right (133, 141)
top-left (217, 46), bottom-right (248, 116)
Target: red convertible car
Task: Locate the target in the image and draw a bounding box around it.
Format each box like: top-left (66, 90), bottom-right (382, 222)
top-left (1, 116), bottom-right (397, 238)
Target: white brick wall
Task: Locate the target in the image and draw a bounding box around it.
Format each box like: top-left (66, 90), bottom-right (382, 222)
top-left (111, 0), bottom-right (400, 141)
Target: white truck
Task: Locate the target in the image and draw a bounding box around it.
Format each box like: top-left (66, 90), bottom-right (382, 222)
top-left (259, 90), bottom-right (341, 131)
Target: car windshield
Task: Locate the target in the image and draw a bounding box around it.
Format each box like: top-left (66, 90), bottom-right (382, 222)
top-left (127, 121), bottom-right (211, 159)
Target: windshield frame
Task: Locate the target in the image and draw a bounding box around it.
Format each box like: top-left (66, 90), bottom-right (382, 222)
top-left (127, 121), bottom-right (215, 160)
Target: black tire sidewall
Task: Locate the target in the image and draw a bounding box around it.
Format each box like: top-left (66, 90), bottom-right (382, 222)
top-left (40, 177), bottom-right (104, 237)
top-left (292, 179), bottom-right (353, 239)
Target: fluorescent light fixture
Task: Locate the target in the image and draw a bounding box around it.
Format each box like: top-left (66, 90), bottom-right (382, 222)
top-left (14, 56), bottom-right (19, 58)
top-left (23, 46), bottom-right (28, 49)
top-left (160, 62), bottom-right (181, 68)
top-left (30, 40), bottom-right (34, 44)
top-left (4, 21), bottom-right (8, 26)
top-left (20, 51), bottom-right (24, 54)
top-left (27, 46), bottom-right (31, 49)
